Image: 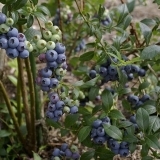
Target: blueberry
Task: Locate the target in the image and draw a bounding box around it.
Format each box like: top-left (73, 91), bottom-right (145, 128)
top-left (51, 117), bottom-right (60, 122)
top-left (127, 95), bottom-right (139, 105)
top-left (61, 62), bottom-right (68, 70)
top-left (7, 28), bottom-right (18, 37)
top-left (8, 37), bottom-right (19, 48)
top-left (54, 42), bottom-right (66, 54)
top-left (96, 127), bottom-right (105, 136)
top-left (105, 87), bottom-right (115, 95)
top-left (119, 148), bottom-right (129, 157)
top-left (6, 48), bottom-right (19, 58)
top-left (59, 150), bottom-right (65, 156)
top-left (101, 58), bottom-right (111, 67)
top-left (61, 143), bottom-right (68, 151)
top-left (55, 100), bottom-right (65, 110)
top-left (135, 100), bottom-right (143, 108)
top-left (101, 116), bottom-right (110, 125)
top-left (0, 37), bottom-right (8, 49)
top-left (56, 54), bottom-right (66, 64)
top-left (17, 33), bottom-right (26, 42)
top-left (45, 49), bottom-right (58, 62)
top-left (52, 148), bottom-right (60, 157)
top-left (54, 110), bottom-right (63, 118)
top-left (127, 73), bottom-right (134, 81)
top-left (41, 77), bottom-right (50, 87)
top-left (39, 67), bottom-right (52, 78)
top-left (108, 66), bottom-right (117, 76)
top-left (99, 67), bottom-right (108, 77)
top-left (94, 136), bottom-right (106, 144)
top-left (50, 78), bottom-right (59, 88)
top-left (140, 94), bottom-right (151, 103)
top-left (0, 13), bottom-right (6, 24)
top-left (19, 49), bottom-right (29, 58)
top-left (131, 65), bottom-right (140, 73)
top-left (47, 102), bottom-right (56, 112)
top-left (111, 148), bottom-right (119, 155)
top-left (124, 65), bottom-right (132, 74)
top-left (109, 74), bottom-right (118, 81)
top-left (17, 42), bottom-right (26, 52)
top-left (70, 106), bottom-right (78, 114)
top-left (72, 153), bottom-right (80, 160)
top-left (38, 53), bottom-right (46, 62)
top-left (45, 111), bottom-right (54, 119)
top-left (90, 128), bottom-right (97, 138)
top-left (40, 86), bottom-right (50, 92)
top-left (120, 141), bottom-right (129, 149)
top-left (129, 115), bottom-right (136, 124)
top-left (65, 149), bottom-right (72, 158)
top-left (47, 61), bottom-right (58, 69)
top-left (89, 70), bottom-right (97, 79)
top-left (138, 68), bottom-right (146, 77)
top-left (110, 139), bottom-right (120, 149)
top-left (92, 119), bottom-right (102, 128)
top-left (49, 92), bottom-right (60, 103)
top-left (102, 20), bottom-right (110, 26)
top-left (103, 75), bottom-right (110, 83)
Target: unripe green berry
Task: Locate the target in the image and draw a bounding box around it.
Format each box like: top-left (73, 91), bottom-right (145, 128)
top-left (63, 97), bottom-right (69, 104)
top-left (6, 18), bottom-right (14, 26)
top-left (51, 26), bottom-right (60, 34)
top-left (37, 39), bottom-right (46, 50)
top-left (63, 106), bottom-right (70, 113)
top-left (55, 68), bottom-right (64, 76)
top-left (61, 92), bottom-right (66, 99)
top-left (33, 35), bottom-right (42, 42)
top-left (53, 157), bottom-right (60, 160)
top-left (70, 145), bottom-right (78, 153)
top-left (32, 43), bottom-right (39, 54)
top-left (67, 99), bottom-right (74, 107)
top-left (45, 21), bottom-right (53, 30)
top-left (46, 41), bottom-right (55, 50)
top-left (25, 41), bottom-right (33, 52)
top-left (51, 34), bottom-right (61, 42)
top-left (43, 30), bottom-right (52, 40)
top-left (0, 24), bottom-right (10, 33)
top-left (27, 7), bottom-right (32, 13)
top-left (74, 100), bottom-right (80, 106)
top-left (79, 91), bottom-right (85, 99)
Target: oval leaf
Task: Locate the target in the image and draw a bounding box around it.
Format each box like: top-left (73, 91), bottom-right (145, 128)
top-left (78, 126), bottom-right (92, 142)
top-left (79, 51), bottom-right (95, 62)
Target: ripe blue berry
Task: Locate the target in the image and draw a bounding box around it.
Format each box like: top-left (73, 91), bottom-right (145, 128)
top-left (40, 86), bottom-right (50, 92)
top-left (92, 119), bottom-right (102, 128)
top-left (45, 49), bottom-right (58, 62)
top-left (47, 61), bottom-right (58, 69)
top-left (0, 37), bottom-right (8, 49)
top-left (140, 94), bottom-right (151, 102)
top-left (90, 128), bottom-right (97, 138)
top-left (17, 33), bottom-right (26, 42)
top-left (46, 111), bottom-right (54, 119)
top-left (108, 66), bottom-right (117, 76)
top-left (119, 148), bottom-right (129, 157)
top-left (7, 28), bottom-right (18, 37)
top-left (109, 140), bottom-right (120, 149)
top-left (70, 106), bottom-right (78, 114)
top-left (94, 136), bottom-right (106, 144)
top-left (47, 102), bottom-right (56, 112)
top-left (8, 37), bottom-right (19, 48)
top-left (131, 65), bottom-right (140, 73)
top-left (39, 67), bottom-right (52, 78)
top-left (54, 42), bottom-right (66, 54)
top-left (17, 42), bottom-right (26, 52)
top-left (6, 48), bottom-right (19, 58)
top-left (61, 143), bottom-right (68, 151)
top-left (50, 78), bottom-right (59, 88)
top-left (138, 68), bottom-right (146, 77)
top-left (127, 95), bottom-right (139, 105)
top-left (56, 54), bottom-right (66, 64)
top-left (52, 148), bottom-right (60, 157)
top-left (54, 110), bottom-right (63, 118)
top-left (129, 115), bottom-right (136, 124)
top-left (89, 70), bottom-right (97, 79)
top-left (65, 149), bottom-right (72, 158)
top-left (49, 92), bottom-right (60, 103)
top-left (99, 67), bottom-right (108, 77)
top-left (96, 127), bottom-right (105, 136)
top-left (72, 153), bottom-right (80, 160)
top-left (41, 77), bottom-right (50, 87)
top-left (0, 13), bottom-right (6, 24)
top-left (101, 116), bottom-right (110, 125)
top-left (120, 141), bottom-right (129, 149)
top-left (19, 49), bottom-right (29, 58)
top-left (55, 100), bottom-right (65, 110)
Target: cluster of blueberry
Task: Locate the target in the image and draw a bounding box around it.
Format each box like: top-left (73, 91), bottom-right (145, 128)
top-left (89, 57), bottom-right (146, 84)
top-left (46, 92), bottom-right (79, 122)
top-left (129, 114), bottom-right (138, 130)
top-left (0, 13), bottom-right (32, 59)
top-left (75, 39), bottom-right (86, 52)
top-left (100, 8), bottom-right (112, 26)
top-left (51, 143), bottom-right (80, 160)
top-left (127, 94), bottom-right (151, 109)
top-left (91, 117), bottom-right (129, 157)
top-left (52, 5), bottom-right (73, 26)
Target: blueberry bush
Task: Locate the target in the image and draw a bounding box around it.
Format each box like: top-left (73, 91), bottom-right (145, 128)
top-left (0, 0), bottom-right (160, 159)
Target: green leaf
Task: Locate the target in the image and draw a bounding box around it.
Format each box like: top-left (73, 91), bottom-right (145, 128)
top-left (80, 76), bottom-right (100, 89)
top-left (31, 0), bottom-right (38, 5)
top-left (142, 105), bottom-right (156, 115)
top-left (139, 82), bottom-right (150, 90)
top-left (46, 118), bottom-right (61, 129)
top-left (123, 15), bottom-right (132, 29)
top-left (136, 108), bottom-right (149, 132)
top-left (109, 109), bottom-right (125, 120)
top-left (145, 135), bottom-right (160, 149)
top-left (12, 0), bottom-right (28, 10)
top-left (139, 22), bottom-right (152, 45)
top-left (0, 130), bottom-right (11, 137)
top-left (118, 120), bottom-right (133, 128)
top-left (101, 89), bottom-right (113, 113)
top-left (142, 156), bottom-right (154, 160)
top-left (33, 11), bottom-right (46, 21)
top-left (95, 147), bottom-right (114, 159)
top-left (33, 152), bottom-right (42, 160)
top-left (148, 116), bottom-right (160, 133)
top-left (103, 124), bottom-right (123, 140)
top-left (64, 114), bottom-right (79, 128)
top-left (123, 134), bottom-right (138, 143)
top-left (88, 86), bottom-right (99, 100)
top-left (80, 151), bottom-right (95, 160)
top-left (141, 143), bottom-right (149, 157)
top-left (141, 45), bottom-right (160, 60)
top-left (7, 75), bottom-right (17, 86)
top-left (78, 126), bottom-right (92, 142)
top-left (141, 19), bottom-right (156, 27)
top-left (79, 51), bottom-right (95, 62)
top-left (126, 0), bottom-right (136, 13)
top-left (37, 5), bottom-right (51, 16)
top-left (27, 14), bottom-right (34, 28)
top-left (24, 28), bottom-right (41, 41)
